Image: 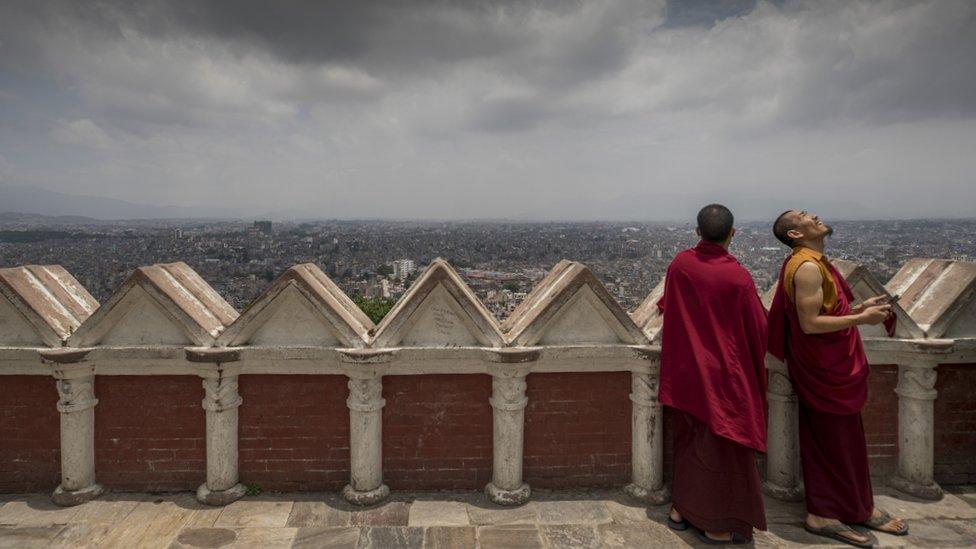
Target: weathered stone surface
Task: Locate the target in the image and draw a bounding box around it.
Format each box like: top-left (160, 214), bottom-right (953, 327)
top-left (502, 261), bottom-right (648, 346)
top-left (540, 524), bottom-right (601, 548)
top-left (596, 522), bottom-right (685, 548)
top-left (0, 264), bottom-right (97, 347)
top-left (0, 525), bottom-right (65, 549)
top-left (874, 492), bottom-right (976, 520)
top-left (212, 499), bottom-right (293, 528)
top-left (350, 502), bottom-right (410, 526)
top-left (287, 500), bottom-right (353, 528)
top-left (477, 525), bottom-right (544, 548)
top-left (217, 263), bottom-right (372, 348)
top-left (422, 526), bottom-right (477, 548)
top-left (535, 500), bottom-right (611, 524)
top-left (69, 261), bottom-right (237, 347)
top-left (0, 496), bottom-right (81, 527)
top-left (371, 258), bottom-right (504, 348)
top-left (886, 258), bottom-right (976, 338)
top-left (466, 502), bottom-right (538, 525)
top-left (291, 526), bottom-right (361, 549)
top-left (170, 527), bottom-right (237, 548)
top-left (359, 526), bottom-right (425, 548)
top-left (407, 501), bottom-right (469, 527)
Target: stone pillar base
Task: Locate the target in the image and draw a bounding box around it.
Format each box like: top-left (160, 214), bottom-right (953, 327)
top-left (889, 475), bottom-right (943, 501)
top-left (762, 481), bottom-right (804, 502)
top-left (485, 482), bottom-right (531, 506)
top-left (342, 483), bottom-right (390, 506)
top-left (51, 483), bottom-right (103, 507)
top-left (196, 483), bottom-right (247, 506)
top-left (623, 483), bottom-right (670, 505)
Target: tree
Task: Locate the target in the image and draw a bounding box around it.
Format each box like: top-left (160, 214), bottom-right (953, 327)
top-left (503, 282), bottom-right (521, 293)
top-left (376, 264), bottom-right (394, 277)
top-left (352, 295), bottom-right (397, 324)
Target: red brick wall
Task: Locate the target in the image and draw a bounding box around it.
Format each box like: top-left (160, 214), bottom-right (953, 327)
top-left (0, 376), bottom-right (60, 492)
top-left (238, 375), bottom-right (349, 491)
top-left (934, 364), bottom-right (976, 485)
top-left (383, 375), bottom-right (492, 490)
top-left (95, 376), bottom-right (205, 491)
top-left (524, 372), bottom-right (631, 488)
top-left (862, 364), bottom-right (899, 478)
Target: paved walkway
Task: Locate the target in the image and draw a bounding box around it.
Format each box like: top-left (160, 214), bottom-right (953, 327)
top-left (0, 486), bottom-right (973, 548)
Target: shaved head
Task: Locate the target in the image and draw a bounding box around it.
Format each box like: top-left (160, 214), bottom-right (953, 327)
top-left (697, 203), bottom-right (734, 243)
top-left (773, 210), bottom-right (798, 247)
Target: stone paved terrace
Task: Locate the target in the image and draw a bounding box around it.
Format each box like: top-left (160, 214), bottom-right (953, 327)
top-left (1, 486), bottom-right (974, 548)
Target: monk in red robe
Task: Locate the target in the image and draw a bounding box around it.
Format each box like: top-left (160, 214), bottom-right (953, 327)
top-left (768, 209), bottom-right (908, 547)
top-left (658, 204), bottom-right (768, 544)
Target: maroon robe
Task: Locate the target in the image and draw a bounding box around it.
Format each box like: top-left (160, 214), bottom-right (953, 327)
top-left (768, 255), bottom-right (874, 522)
top-left (658, 241), bottom-right (768, 536)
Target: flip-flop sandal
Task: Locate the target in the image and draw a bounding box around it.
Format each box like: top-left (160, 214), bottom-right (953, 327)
top-left (667, 515), bottom-right (689, 531)
top-left (860, 509), bottom-right (909, 536)
top-left (804, 522), bottom-right (874, 548)
top-left (667, 507), bottom-right (689, 531)
top-left (693, 527), bottom-right (749, 545)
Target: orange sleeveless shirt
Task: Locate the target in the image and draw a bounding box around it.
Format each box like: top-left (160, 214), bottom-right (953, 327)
top-left (782, 246), bottom-right (838, 313)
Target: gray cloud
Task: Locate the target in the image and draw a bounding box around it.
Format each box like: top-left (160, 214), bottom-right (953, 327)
top-left (0, 0), bottom-right (974, 221)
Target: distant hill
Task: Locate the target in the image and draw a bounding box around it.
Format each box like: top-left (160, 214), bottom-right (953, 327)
top-left (0, 185), bottom-right (241, 220)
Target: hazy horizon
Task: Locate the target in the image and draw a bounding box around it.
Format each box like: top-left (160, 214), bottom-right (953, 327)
top-left (2, 1), bottom-right (975, 222)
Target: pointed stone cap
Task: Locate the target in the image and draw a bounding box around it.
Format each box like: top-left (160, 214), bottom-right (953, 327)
top-left (371, 258), bottom-right (504, 348)
top-left (630, 277), bottom-right (666, 343)
top-left (69, 262), bottom-right (237, 347)
top-left (217, 263), bottom-right (372, 348)
top-left (886, 258), bottom-right (976, 338)
top-left (503, 261), bottom-right (648, 347)
top-left (832, 259), bottom-right (923, 339)
top-left (0, 265), bottom-right (98, 347)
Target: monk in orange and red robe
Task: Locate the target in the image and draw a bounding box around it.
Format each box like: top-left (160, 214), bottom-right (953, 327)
top-left (658, 204), bottom-right (768, 544)
top-left (768, 209), bottom-right (908, 547)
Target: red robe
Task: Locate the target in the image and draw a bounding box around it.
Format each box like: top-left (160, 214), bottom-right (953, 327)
top-left (658, 241), bottom-right (768, 452)
top-left (767, 256), bottom-right (868, 415)
top-left (767, 255), bottom-right (874, 522)
top-left (658, 241), bottom-right (769, 537)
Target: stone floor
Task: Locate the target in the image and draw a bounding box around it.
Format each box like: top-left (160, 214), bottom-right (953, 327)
top-left (0, 485), bottom-right (973, 548)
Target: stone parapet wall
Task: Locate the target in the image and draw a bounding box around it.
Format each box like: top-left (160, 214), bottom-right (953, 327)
top-left (0, 257), bottom-right (974, 507)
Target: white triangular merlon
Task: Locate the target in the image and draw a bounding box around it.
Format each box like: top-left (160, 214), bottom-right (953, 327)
top-left (630, 277), bottom-right (665, 343)
top-left (0, 265), bottom-right (98, 347)
top-left (217, 263), bottom-right (372, 348)
top-left (371, 258), bottom-right (504, 348)
top-left (503, 261), bottom-right (648, 347)
top-left (69, 262), bottom-right (237, 347)
top-left (832, 259), bottom-right (924, 339)
top-left (886, 258), bottom-right (976, 338)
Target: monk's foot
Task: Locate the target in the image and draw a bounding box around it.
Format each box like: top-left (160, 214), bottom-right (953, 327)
top-left (703, 530), bottom-right (733, 541)
top-left (669, 506), bottom-right (683, 522)
top-left (867, 507), bottom-right (907, 534)
top-left (806, 514), bottom-right (870, 545)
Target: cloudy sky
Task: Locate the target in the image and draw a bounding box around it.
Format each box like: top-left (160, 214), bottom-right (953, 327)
top-left (1, 0), bottom-right (974, 221)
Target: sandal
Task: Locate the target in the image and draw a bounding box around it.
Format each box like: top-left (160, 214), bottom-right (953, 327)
top-left (861, 509), bottom-right (909, 536)
top-left (804, 522), bottom-right (874, 548)
top-left (693, 527), bottom-right (749, 545)
top-left (667, 507), bottom-right (689, 531)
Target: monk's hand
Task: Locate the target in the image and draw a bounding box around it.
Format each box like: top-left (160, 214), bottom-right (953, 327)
top-left (862, 295), bottom-right (889, 308)
top-left (859, 304), bottom-right (891, 325)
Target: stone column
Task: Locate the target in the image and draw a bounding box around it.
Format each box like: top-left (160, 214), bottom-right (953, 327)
top-left (342, 372), bottom-right (389, 505)
top-left (196, 365), bottom-right (246, 505)
top-left (890, 359), bottom-right (943, 500)
top-left (50, 359), bottom-right (104, 506)
top-left (624, 370), bottom-right (669, 504)
top-left (763, 358), bottom-right (804, 501)
top-left (485, 363), bottom-right (532, 505)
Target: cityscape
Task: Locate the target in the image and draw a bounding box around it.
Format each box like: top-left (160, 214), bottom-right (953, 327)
top-left (2, 214), bottom-right (974, 320)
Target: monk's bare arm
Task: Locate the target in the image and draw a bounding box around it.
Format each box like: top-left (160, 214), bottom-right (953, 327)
top-left (793, 262), bottom-right (888, 334)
